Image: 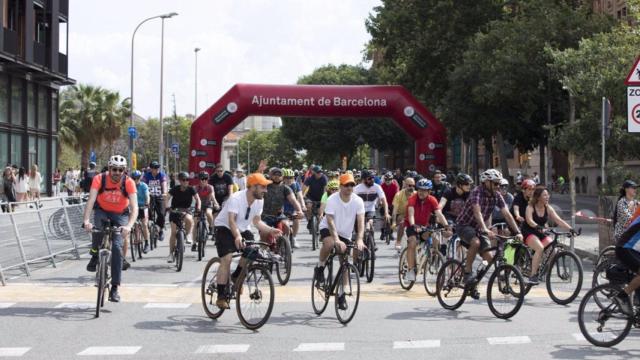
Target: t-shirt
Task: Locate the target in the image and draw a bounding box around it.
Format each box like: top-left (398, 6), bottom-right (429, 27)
top-left (262, 182), bottom-right (293, 216)
top-left (441, 188), bottom-right (469, 220)
top-left (196, 184), bottom-right (215, 206)
top-left (511, 191), bottom-right (529, 219)
top-left (283, 182), bottom-right (301, 214)
top-left (169, 185), bottom-right (196, 209)
top-left (136, 182), bottom-right (149, 206)
top-left (381, 181), bottom-right (399, 208)
top-left (304, 174), bottom-right (328, 202)
top-left (392, 189), bottom-right (413, 217)
top-left (214, 189), bottom-right (264, 232)
top-left (404, 193), bottom-right (440, 227)
top-left (209, 173), bottom-right (234, 205)
top-left (321, 192), bottom-right (329, 204)
top-left (456, 186), bottom-right (506, 229)
top-left (354, 183), bottom-right (386, 213)
top-left (319, 192), bottom-right (365, 239)
top-left (431, 182), bottom-right (449, 201)
top-left (142, 171), bottom-right (167, 196)
top-left (91, 173), bottom-right (137, 213)
top-left (493, 192), bottom-right (514, 221)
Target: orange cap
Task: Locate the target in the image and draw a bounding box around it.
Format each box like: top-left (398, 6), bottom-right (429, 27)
top-left (339, 173), bottom-right (356, 186)
top-left (246, 173), bottom-right (272, 187)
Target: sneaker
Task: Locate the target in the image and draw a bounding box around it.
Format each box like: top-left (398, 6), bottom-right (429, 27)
top-left (158, 230), bottom-right (164, 241)
top-left (191, 243), bottom-right (197, 252)
top-left (167, 254), bottom-right (174, 263)
top-left (108, 287), bottom-right (121, 302)
top-left (463, 271), bottom-right (475, 285)
top-left (216, 298), bottom-right (230, 309)
top-left (528, 275), bottom-right (539, 285)
top-left (292, 237), bottom-right (300, 249)
top-left (314, 266), bottom-right (325, 286)
top-left (122, 259), bottom-right (130, 271)
top-left (470, 288), bottom-right (481, 300)
top-left (614, 292), bottom-right (634, 317)
top-left (405, 268), bottom-right (416, 282)
top-left (337, 293), bottom-right (348, 310)
top-left (185, 235), bottom-right (193, 245)
top-left (86, 256), bottom-right (98, 272)
top-left (142, 243), bottom-right (149, 254)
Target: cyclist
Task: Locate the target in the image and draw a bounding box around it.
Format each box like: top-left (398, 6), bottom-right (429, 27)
top-left (522, 187), bottom-right (573, 285)
top-left (208, 163), bottom-right (234, 211)
top-left (83, 155), bottom-right (138, 303)
top-left (354, 169), bottom-right (390, 245)
top-left (132, 170), bottom-right (151, 254)
top-left (165, 172), bottom-right (201, 263)
top-left (512, 179), bottom-right (536, 225)
top-left (439, 173), bottom-right (473, 223)
top-left (456, 169), bottom-right (523, 284)
top-left (381, 172), bottom-right (399, 241)
top-left (143, 161), bottom-right (168, 241)
top-left (431, 170), bottom-right (450, 201)
top-left (391, 177), bottom-right (416, 252)
top-left (404, 179), bottom-right (450, 281)
top-left (283, 168), bottom-right (306, 248)
top-left (492, 178), bottom-right (514, 227)
top-left (314, 173), bottom-right (365, 310)
top-left (318, 179), bottom-right (340, 218)
top-left (303, 166), bottom-right (328, 229)
top-left (213, 173), bottom-right (282, 309)
top-left (195, 171), bottom-right (220, 250)
top-left (259, 167), bottom-right (303, 245)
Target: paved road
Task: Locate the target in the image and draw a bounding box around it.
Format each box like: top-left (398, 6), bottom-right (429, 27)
top-left (1, 221), bottom-right (638, 359)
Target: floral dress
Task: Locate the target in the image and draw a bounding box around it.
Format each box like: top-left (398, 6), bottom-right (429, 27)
top-left (614, 198), bottom-right (636, 242)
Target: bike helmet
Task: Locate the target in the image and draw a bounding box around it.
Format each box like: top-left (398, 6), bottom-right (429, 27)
top-left (149, 161), bottom-right (160, 169)
top-left (311, 165), bottom-right (322, 173)
top-left (384, 172), bottom-right (393, 180)
top-left (178, 172), bottom-right (190, 180)
top-left (269, 167), bottom-right (283, 176)
top-left (282, 168), bottom-right (294, 178)
top-left (198, 171), bottom-right (209, 180)
top-left (456, 173), bottom-right (473, 186)
top-left (416, 179), bottom-right (433, 190)
top-left (500, 178), bottom-right (509, 186)
top-left (131, 170), bottom-right (142, 179)
top-left (108, 155), bottom-right (127, 168)
top-left (327, 180), bottom-right (339, 191)
top-left (521, 179), bottom-right (536, 190)
top-left (361, 169), bottom-right (373, 179)
top-left (479, 169), bottom-right (503, 182)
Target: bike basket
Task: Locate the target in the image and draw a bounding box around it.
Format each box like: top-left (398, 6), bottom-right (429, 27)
top-left (605, 263), bottom-right (634, 284)
top-left (504, 243), bottom-right (516, 265)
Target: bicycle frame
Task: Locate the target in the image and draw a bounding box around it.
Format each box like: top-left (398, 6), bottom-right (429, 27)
top-left (323, 244), bottom-right (356, 297)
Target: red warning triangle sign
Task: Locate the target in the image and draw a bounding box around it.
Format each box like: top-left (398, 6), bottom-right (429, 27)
top-left (625, 57), bottom-right (640, 85)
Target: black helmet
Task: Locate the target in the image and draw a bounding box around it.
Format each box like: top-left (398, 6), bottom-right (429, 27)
top-left (178, 172), bottom-right (189, 180)
top-left (361, 169), bottom-right (373, 179)
top-left (623, 180), bottom-right (638, 189)
top-left (198, 171), bottom-right (209, 180)
top-left (149, 161), bottom-right (160, 169)
top-left (269, 167), bottom-right (283, 176)
top-left (456, 173), bottom-right (473, 186)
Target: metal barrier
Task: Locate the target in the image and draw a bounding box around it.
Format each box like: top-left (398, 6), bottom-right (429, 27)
top-left (0, 196), bottom-right (91, 285)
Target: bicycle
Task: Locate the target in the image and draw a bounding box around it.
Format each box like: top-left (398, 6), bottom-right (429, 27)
top-left (201, 240), bottom-right (277, 330)
top-left (354, 215), bottom-right (378, 283)
top-left (592, 245), bottom-right (617, 289)
top-left (195, 208), bottom-right (209, 261)
top-left (436, 233), bottom-right (526, 319)
top-left (262, 214), bottom-right (293, 286)
top-left (311, 242), bottom-right (361, 325)
top-left (306, 200), bottom-right (322, 251)
top-left (169, 209), bottom-right (189, 272)
top-left (512, 228), bottom-right (583, 304)
top-left (86, 220), bottom-right (121, 318)
top-left (444, 223), bottom-right (466, 262)
top-left (578, 262), bottom-right (640, 347)
top-left (398, 226), bottom-right (445, 295)
top-left (129, 209), bottom-right (145, 263)
top-left (147, 199), bottom-right (159, 251)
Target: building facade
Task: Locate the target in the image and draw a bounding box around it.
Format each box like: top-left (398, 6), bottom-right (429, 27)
top-left (0, 0), bottom-right (73, 195)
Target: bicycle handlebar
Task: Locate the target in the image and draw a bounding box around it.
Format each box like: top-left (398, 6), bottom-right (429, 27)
top-left (547, 228), bottom-right (581, 237)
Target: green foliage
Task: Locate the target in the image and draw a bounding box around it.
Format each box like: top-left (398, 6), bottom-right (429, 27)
top-left (134, 115), bottom-right (193, 171)
top-left (237, 129), bottom-right (303, 172)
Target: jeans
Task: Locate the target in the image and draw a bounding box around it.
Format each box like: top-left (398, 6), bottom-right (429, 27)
top-left (92, 209), bottom-right (128, 287)
top-left (150, 195), bottom-right (166, 230)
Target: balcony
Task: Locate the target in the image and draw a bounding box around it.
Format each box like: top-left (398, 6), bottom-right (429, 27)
top-left (59, 0), bottom-right (69, 19)
top-left (58, 53), bottom-right (67, 75)
top-left (33, 41), bottom-right (46, 66)
top-left (3, 28), bottom-right (18, 55)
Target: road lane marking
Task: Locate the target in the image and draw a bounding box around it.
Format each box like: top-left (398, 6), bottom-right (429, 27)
top-left (294, 343), bottom-right (345, 352)
top-left (0, 303), bottom-right (16, 309)
top-left (195, 344), bottom-right (250, 354)
top-left (572, 333), bottom-right (586, 341)
top-left (143, 303), bottom-right (191, 309)
top-left (0, 347), bottom-right (31, 356)
top-left (77, 346), bottom-right (141, 356)
top-left (487, 336), bottom-right (531, 345)
top-left (393, 340), bottom-right (441, 349)
top-left (54, 303), bottom-right (94, 309)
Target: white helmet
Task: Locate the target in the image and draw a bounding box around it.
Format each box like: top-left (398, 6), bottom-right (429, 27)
top-left (500, 178), bottom-right (509, 186)
top-left (108, 155), bottom-right (127, 168)
top-left (480, 169), bottom-right (503, 182)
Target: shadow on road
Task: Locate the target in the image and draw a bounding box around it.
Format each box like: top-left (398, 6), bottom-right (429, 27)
top-left (550, 344), bottom-right (640, 359)
top-left (384, 306), bottom-right (505, 323)
top-left (134, 315), bottom-right (253, 334)
top-left (267, 311), bottom-right (345, 329)
top-left (0, 306), bottom-right (98, 322)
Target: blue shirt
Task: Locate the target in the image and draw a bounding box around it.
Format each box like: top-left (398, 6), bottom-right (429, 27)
top-left (283, 182), bottom-right (301, 214)
top-left (136, 182), bottom-right (149, 206)
top-left (142, 171), bottom-right (167, 196)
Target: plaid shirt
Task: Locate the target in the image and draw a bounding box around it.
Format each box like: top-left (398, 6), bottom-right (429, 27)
top-left (456, 186), bottom-right (506, 229)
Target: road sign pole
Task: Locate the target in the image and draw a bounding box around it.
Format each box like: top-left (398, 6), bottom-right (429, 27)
top-left (601, 97), bottom-right (606, 190)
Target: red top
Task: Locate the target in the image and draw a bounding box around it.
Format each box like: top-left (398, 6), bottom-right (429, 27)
top-left (381, 180), bottom-right (399, 205)
top-left (91, 173), bottom-right (136, 213)
top-left (404, 193), bottom-right (440, 227)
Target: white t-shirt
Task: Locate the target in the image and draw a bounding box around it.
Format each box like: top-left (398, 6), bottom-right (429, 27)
top-left (234, 176), bottom-right (247, 191)
top-left (28, 173), bottom-right (42, 190)
top-left (214, 189), bottom-right (263, 232)
top-left (14, 176), bottom-right (28, 193)
top-left (319, 192), bottom-right (365, 240)
top-left (353, 183), bottom-right (386, 213)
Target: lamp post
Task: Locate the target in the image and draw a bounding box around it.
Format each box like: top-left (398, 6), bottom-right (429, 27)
top-left (247, 141), bottom-right (251, 173)
top-left (563, 85), bottom-right (576, 251)
top-left (194, 47), bottom-right (200, 118)
top-left (129, 12), bottom-right (177, 171)
top-left (158, 12), bottom-right (178, 172)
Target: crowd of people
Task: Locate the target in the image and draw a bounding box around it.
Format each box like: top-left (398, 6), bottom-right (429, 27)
top-left (0, 164), bottom-right (44, 212)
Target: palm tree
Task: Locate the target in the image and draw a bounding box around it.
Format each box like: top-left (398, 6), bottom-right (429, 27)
top-left (95, 89), bottom-right (131, 155)
top-left (60, 84), bottom-right (103, 169)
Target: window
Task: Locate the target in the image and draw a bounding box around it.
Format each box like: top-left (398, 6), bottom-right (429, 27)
top-left (38, 137), bottom-right (47, 192)
top-left (27, 83), bottom-right (35, 128)
top-left (0, 75), bottom-right (7, 123)
top-left (38, 87), bottom-right (47, 130)
top-left (51, 93), bottom-right (58, 131)
top-left (622, 7), bottom-right (627, 17)
top-left (28, 135), bottom-right (36, 167)
top-left (11, 78), bottom-right (22, 125)
top-left (10, 133), bottom-right (21, 166)
top-left (0, 132), bottom-right (7, 166)
top-left (51, 138), bottom-right (58, 175)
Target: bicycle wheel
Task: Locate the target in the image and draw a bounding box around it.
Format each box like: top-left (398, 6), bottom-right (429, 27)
top-left (312, 216), bottom-right (319, 251)
top-left (595, 245), bottom-right (616, 269)
top-left (487, 264), bottom-right (525, 319)
top-left (423, 250), bottom-right (444, 296)
top-left (398, 247), bottom-right (415, 290)
top-left (236, 265), bottom-right (275, 330)
top-left (135, 223), bottom-right (143, 259)
top-left (130, 226), bottom-right (137, 263)
top-left (175, 231), bottom-right (184, 272)
top-left (201, 257), bottom-right (225, 319)
top-left (364, 233), bottom-right (375, 283)
top-left (275, 236), bottom-right (292, 285)
top-left (514, 246), bottom-right (533, 295)
top-left (436, 259), bottom-right (467, 310)
top-left (95, 258), bottom-right (107, 318)
top-left (335, 263), bottom-right (360, 325)
top-left (149, 224), bottom-right (157, 251)
top-left (546, 250), bottom-right (583, 305)
top-left (197, 221), bottom-right (207, 262)
top-left (578, 283), bottom-right (632, 347)
top-left (311, 261), bottom-right (331, 315)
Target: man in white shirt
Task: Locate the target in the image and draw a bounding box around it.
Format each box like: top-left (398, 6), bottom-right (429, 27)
top-left (234, 169), bottom-right (247, 191)
top-left (353, 169), bottom-right (390, 249)
top-left (315, 173), bottom-right (365, 310)
top-left (213, 173), bottom-right (282, 309)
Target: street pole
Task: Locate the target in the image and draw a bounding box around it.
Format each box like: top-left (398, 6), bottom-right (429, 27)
top-left (601, 96), bottom-right (606, 192)
top-left (158, 13), bottom-right (178, 173)
top-left (568, 92), bottom-right (576, 251)
top-left (247, 141), bottom-right (251, 173)
top-left (194, 48), bottom-right (200, 118)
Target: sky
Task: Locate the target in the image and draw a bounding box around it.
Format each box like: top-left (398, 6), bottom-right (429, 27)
top-left (69, 0), bottom-right (381, 120)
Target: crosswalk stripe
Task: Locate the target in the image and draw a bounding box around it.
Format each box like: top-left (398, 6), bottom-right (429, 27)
top-left (393, 339), bottom-right (441, 349)
top-left (54, 303), bottom-right (94, 309)
top-left (0, 303), bottom-right (16, 309)
top-left (294, 343), bottom-right (345, 352)
top-left (195, 344), bottom-right (250, 354)
top-left (0, 347), bottom-right (31, 356)
top-left (77, 346), bottom-right (141, 356)
top-left (143, 303), bottom-right (191, 309)
top-left (487, 336), bottom-right (531, 345)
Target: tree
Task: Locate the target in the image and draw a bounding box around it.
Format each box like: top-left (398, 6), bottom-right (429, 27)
top-left (237, 129), bottom-right (303, 172)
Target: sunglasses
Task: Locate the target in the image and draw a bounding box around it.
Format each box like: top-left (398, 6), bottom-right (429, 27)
top-left (406, 185), bottom-right (415, 188)
top-left (180, 178), bottom-right (189, 182)
top-left (216, 169), bottom-right (224, 173)
top-left (343, 183), bottom-right (355, 188)
top-left (244, 206), bottom-right (251, 220)
top-left (111, 168), bottom-right (125, 173)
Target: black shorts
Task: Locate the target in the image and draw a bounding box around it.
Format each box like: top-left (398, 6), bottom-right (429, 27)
top-left (406, 226), bottom-right (420, 238)
top-left (616, 247), bottom-right (640, 273)
top-left (169, 209), bottom-right (191, 224)
top-left (365, 211), bottom-right (376, 221)
top-left (319, 228), bottom-right (352, 243)
top-left (215, 226), bottom-right (254, 258)
top-left (457, 225), bottom-right (491, 251)
top-left (137, 207), bottom-right (147, 220)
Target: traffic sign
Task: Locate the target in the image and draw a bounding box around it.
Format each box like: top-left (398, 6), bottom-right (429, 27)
top-left (627, 87), bottom-right (640, 132)
top-left (128, 126), bottom-right (138, 139)
top-left (625, 57), bottom-right (640, 86)
top-left (171, 143), bottom-right (179, 154)
top-left (90, 150), bottom-right (96, 163)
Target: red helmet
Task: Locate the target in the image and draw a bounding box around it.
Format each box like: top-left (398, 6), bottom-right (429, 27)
top-left (521, 179), bottom-right (536, 190)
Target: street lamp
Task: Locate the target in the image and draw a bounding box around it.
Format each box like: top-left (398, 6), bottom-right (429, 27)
top-left (158, 12), bottom-right (178, 172)
top-left (130, 12), bottom-right (178, 171)
top-left (194, 47), bottom-right (200, 118)
top-left (247, 141), bottom-right (251, 173)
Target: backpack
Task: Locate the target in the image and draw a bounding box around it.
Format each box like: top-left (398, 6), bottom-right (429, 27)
top-left (83, 170), bottom-right (96, 193)
top-left (97, 172), bottom-right (129, 198)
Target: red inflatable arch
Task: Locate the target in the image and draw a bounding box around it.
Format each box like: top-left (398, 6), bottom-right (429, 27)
top-left (189, 84), bottom-right (446, 175)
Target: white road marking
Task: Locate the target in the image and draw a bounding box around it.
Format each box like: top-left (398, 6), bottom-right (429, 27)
top-left (0, 347), bottom-right (31, 356)
top-left (77, 346), bottom-right (141, 356)
top-left (54, 303), bottom-right (94, 309)
top-left (143, 303), bottom-right (191, 309)
top-left (572, 333), bottom-right (586, 341)
top-left (125, 283), bottom-right (179, 287)
top-left (393, 339), bottom-right (441, 349)
top-left (0, 303), bottom-right (16, 309)
top-left (487, 336), bottom-right (531, 345)
top-left (195, 344), bottom-right (250, 354)
top-left (293, 343), bottom-right (345, 352)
